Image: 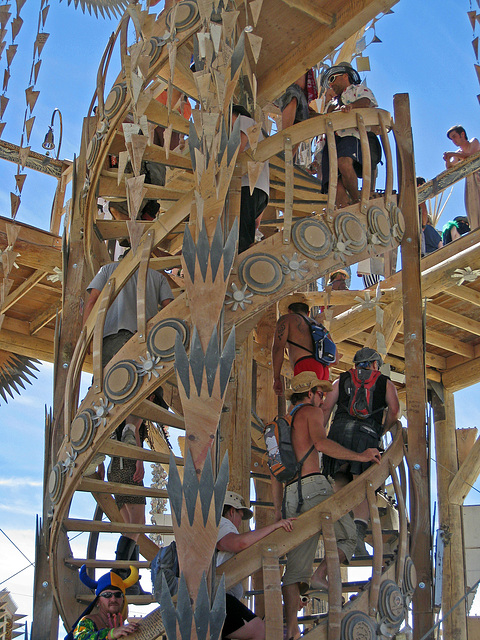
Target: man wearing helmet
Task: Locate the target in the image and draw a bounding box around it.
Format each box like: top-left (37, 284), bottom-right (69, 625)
top-left (319, 62), bottom-right (381, 207)
top-left (321, 347), bottom-right (400, 555)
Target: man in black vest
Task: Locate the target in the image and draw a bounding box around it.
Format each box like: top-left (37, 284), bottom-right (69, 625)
top-left (321, 347), bottom-right (400, 555)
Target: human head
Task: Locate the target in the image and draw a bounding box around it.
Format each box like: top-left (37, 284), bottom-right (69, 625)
top-left (416, 176), bottom-right (426, 187)
top-left (279, 293), bottom-right (310, 317)
top-left (223, 490), bottom-right (253, 520)
top-left (328, 269), bottom-right (349, 291)
top-left (447, 125), bottom-right (467, 141)
top-left (285, 371), bottom-right (333, 405)
top-left (79, 565), bottom-right (138, 619)
top-left (232, 104), bottom-right (252, 119)
top-left (320, 62), bottom-right (361, 93)
top-left (353, 347), bottom-right (383, 370)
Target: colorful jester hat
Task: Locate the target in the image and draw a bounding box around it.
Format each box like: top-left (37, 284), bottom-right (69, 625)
top-left (79, 564), bottom-right (139, 619)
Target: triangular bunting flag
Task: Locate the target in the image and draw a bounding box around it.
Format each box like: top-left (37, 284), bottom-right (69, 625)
top-left (0, 313), bottom-right (5, 331)
top-left (25, 116), bottom-right (34, 142)
top-left (474, 36), bottom-right (479, 60)
top-left (168, 41), bottom-right (177, 89)
top-left (197, 31), bottom-right (208, 59)
top-left (117, 150), bottom-right (129, 185)
top-left (247, 161), bottom-right (265, 194)
top-left (191, 107), bottom-right (203, 138)
top-left (34, 32), bottom-right (49, 57)
top-left (221, 10), bottom-right (239, 40)
top-left (16, 0), bottom-right (27, 12)
top-left (1, 277), bottom-right (14, 303)
top-left (18, 145), bottom-right (30, 168)
top-left (127, 133), bottom-right (148, 176)
top-left (136, 53), bottom-right (150, 80)
top-left (130, 71), bottom-right (143, 106)
top-left (0, 8), bottom-right (11, 30)
top-left (210, 22), bottom-right (222, 53)
top-left (196, 0), bottom-right (213, 22)
top-left (475, 63), bottom-right (480, 85)
top-left (163, 124), bottom-right (172, 159)
top-left (194, 71), bottom-right (212, 102)
top-left (246, 122), bottom-right (261, 152)
top-left (122, 122), bottom-right (141, 144)
top-left (11, 16), bottom-right (22, 41)
top-left (14, 172), bottom-right (26, 193)
top-left (10, 192), bottom-right (20, 219)
top-left (0, 122), bottom-right (6, 138)
top-left (125, 174), bottom-right (146, 220)
top-left (249, 0), bottom-right (263, 27)
top-left (247, 31), bottom-right (262, 64)
top-left (356, 56), bottom-right (370, 72)
top-left (134, 86), bottom-right (152, 118)
top-left (141, 13), bottom-right (155, 41)
top-left (6, 44), bottom-right (17, 67)
top-left (126, 219), bottom-right (144, 255)
top-left (33, 59), bottom-right (41, 84)
top-left (2, 68), bottom-right (9, 92)
top-left (468, 10), bottom-right (477, 31)
top-left (6, 222), bottom-right (20, 248)
top-left (41, 4), bottom-right (49, 26)
top-left (129, 41), bottom-right (143, 70)
top-left (25, 86), bottom-right (40, 112)
top-left (0, 41), bottom-right (5, 59)
top-left (0, 95), bottom-right (9, 118)
top-left (2, 248), bottom-right (18, 273)
top-left (213, 69), bottom-right (226, 107)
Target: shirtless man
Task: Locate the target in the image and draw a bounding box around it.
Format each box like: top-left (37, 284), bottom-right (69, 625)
top-left (444, 125), bottom-right (480, 230)
top-left (270, 372), bottom-right (381, 640)
top-left (272, 293), bottom-right (332, 396)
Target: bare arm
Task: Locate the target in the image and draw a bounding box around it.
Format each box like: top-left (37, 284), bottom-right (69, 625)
top-left (338, 97), bottom-right (372, 113)
top-left (217, 518), bottom-right (295, 554)
top-left (282, 98), bottom-right (298, 130)
top-left (161, 297), bottom-right (173, 309)
top-left (320, 380), bottom-right (339, 423)
top-left (83, 288), bottom-right (101, 325)
top-left (272, 315), bottom-right (289, 395)
top-left (239, 130), bottom-right (249, 153)
top-left (383, 380), bottom-right (400, 431)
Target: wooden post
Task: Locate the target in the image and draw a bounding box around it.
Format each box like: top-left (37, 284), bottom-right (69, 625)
top-left (262, 545), bottom-right (283, 640)
top-left (431, 387), bottom-right (467, 640)
top-left (393, 93), bottom-right (433, 640)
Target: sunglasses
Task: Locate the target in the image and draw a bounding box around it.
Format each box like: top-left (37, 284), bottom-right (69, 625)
top-left (100, 591), bottom-right (123, 599)
top-left (328, 74), bottom-right (341, 84)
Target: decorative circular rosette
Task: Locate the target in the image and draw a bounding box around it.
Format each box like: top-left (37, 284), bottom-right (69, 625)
top-left (48, 463), bottom-right (65, 505)
top-left (378, 579), bottom-right (405, 629)
top-left (238, 253), bottom-right (285, 295)
top-left (166, 0), bottom-right (200, 31)
top-left (341, 611), bottom-right (377, 640)
top-left (389, 204), bottom-right (405, 243)
top-left (104, 359), bottom-right (142, 405)
top-left (147, 318), bottom-right (189, 361)
top-left (334, 211), bottom-right (367, 255)
top-left (104, 82), bottom-right (127, 120)
top-left (292, 218), bottom-right (333, 259)
top-left (367, 205), bottom-right (392, 246)
top-left (402, 556), bottom-right (417, 596)
top-left (86, 132), bottom-right (103, 169)
top-left (70, 409), bottom-right (97, 453)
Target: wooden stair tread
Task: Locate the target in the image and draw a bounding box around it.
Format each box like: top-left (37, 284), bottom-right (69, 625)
top-left (78, 477), bottom-right (168, 499)
top-left (99, 440), bottom-right (184, 465)
top-left (67, 559), bottom-right (150, 568)
top-left (64, 518), bottom-right (173, 534)
top-left (77, 594), bottom-right (155, 605)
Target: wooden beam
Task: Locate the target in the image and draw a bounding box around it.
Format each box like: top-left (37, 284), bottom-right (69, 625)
top-left (99, 173), bottom-right (186, 200)
top-left (277, 0), bottom-right (332, 23)
top-left (426, 301), bottom-right (480, 337)
top-left (67, 559), bottom-right (150, 568)
top-left (1, 270), bottom-right (47, 313)
top-left (425, 328), bottom-right (474, 359)
top-left (99, 439), bottom-right (184, 465)
top-left (447, 285), bottom-right (480, 307)
top-left (143, 99), bottom-right (190, 134)
top-left (0, 216), bottom-right (61, 271)
top-left (442, 355), bottom-right (480, 392)
top-left (449, 436), bottom-right (480, 505)
top-left (0, 138), bottom-right (66, 178)
top-left (136, 398), bottom-right (185, 429)
top-left (63, 518), bottom-right (173, 534)
top-left (0, 327), bottom-right (54, 362)
top-left (77, 477), bottom-right (169, 499)
top-left (417, 151), bottom-right (480, 204)
top-left (30, 304), bottom-right (59, 335)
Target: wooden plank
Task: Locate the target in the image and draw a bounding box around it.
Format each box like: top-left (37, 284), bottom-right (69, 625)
top-left (99, 173), bottom-right (186, 200)
top-left (425, 328), bottom-right (474, 359)
top-left (277, 0), bottom-right (332, 23)
top-left (262, 545), bottom-right (283, 640)
top-left (442, 355), bottom-right (480, 392)
top-left (426, 301), bottom-right (480, 337)
top-left (100, 439), bottom-right (184, 465)
top-left (283, 135), bottom-right (293, 244)
top-left (447, 285), bottom-right (480, 307)
top-left (0, 270), bottom-right (47, 313)
top-left (449, 436), bottom-right (480, 505)
top-left (136, 398), bottom-right (185, 429)
top-left (143, 97), bottom-right (190, 134)
top-left (77, 477), bottom-right (169, 499)
top-left (63, 518), bottom-right (173, 534)
top-left (0, 138), bottom-right (66, 178)
top-left (0, 327), bottom-right (55, 362)
top-left (417, 151), bottom-right (480, 204)
top-left (394, 93), bottom-right (433, 639)
top-left (29, 303), bottom-right (59, 335)
top-left (67, 559), bottom-right (150, 568)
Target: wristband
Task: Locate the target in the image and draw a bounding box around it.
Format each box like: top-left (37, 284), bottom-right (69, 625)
top-left (109, 630), bottom-right (115, 640)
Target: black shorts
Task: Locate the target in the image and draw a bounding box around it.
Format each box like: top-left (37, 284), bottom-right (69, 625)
top-left (222, 594), bottom-right (257, 638)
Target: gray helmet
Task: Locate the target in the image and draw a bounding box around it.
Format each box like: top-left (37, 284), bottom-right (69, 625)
top-left (320, 61), bottom-right (361, 90)
top-left (353, 347), bottom-right (383, 368)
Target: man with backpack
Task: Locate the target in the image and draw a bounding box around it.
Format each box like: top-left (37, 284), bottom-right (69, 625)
top-left (321, 347), bottom-right (400, 556)
top-left (270, 371), bottom-right (380, 640)
top-left (272, 294), bottom-right (336, 396)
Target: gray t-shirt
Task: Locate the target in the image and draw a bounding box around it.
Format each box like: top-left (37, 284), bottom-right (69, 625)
top-left (88, 262), bottom-right (173, 338)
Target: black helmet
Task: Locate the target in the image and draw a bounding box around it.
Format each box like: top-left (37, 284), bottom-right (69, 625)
top-left (320, 61), bottom-right (361, 90)
top-left (353, 347), bottom-right (383, 368)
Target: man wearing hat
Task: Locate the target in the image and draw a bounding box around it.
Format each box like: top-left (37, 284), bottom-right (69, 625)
top-left (271, 371), bottom-right (380, 640)
top-left (319, 62), bottom-right (381, 207)
top-left (216, 490), bottom-right (295, 639)
top-left (272, 293), bottom-right (333, 396)
top-left (321, 347), bottom-right (400, 555)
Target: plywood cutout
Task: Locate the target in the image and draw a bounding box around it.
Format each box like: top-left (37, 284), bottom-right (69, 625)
top-left (126, 174), bottom-right (146, 220)
top-left (210, 23), bottom-right (222, 53)
top-left (16, 0), bottom-right (27, 12)
top-left (41, 4), bottom-right (49, 26)
top-left (11, 15), bottom-right (22, 40)
top-left (0, 123), bottom-right (6, 138)
top-left (33, 59), bottom-right (41, 84)
top-left (14, 172), bottom-right (26, 193)
top-left (117, 150), bottom-right (129, 185)
top-left (126, 220), bottom-right (144, 255)
top-left (0, 277), bottom-right (14, 303)
top-left (221, 9), bottom-right (239, 40)
top-left (136, 53), bottom-right (151, 81)
top-left (25, 86), bottom-right (40, 112)
top-left (6, 223), bottom-right (20, 248)
top-left (474, 36), bottom-right (479, 60)
top-left (468, 10), bottom-right (477, 30)
top-left (0, 7), bottom-right (11, 30)
top-left (246, 122), bottom-right (261, 152)
top-left (247, 31), bottom-right (262, 64)
top-left (3, 69), bottom-right (9, 92)
top-left (247, 161), bottom-right (264, 194)
top-left (18, 145), bottom-right (30, 168)
top-left (193, 71), bottom-right (212, 103)
top-left (130, 72), bottom-right (143, 106)
top-left (249, 0), bottom-right (263, 27)
top-left (1, 249), bottom-right (19, 278)
top-left (163, 124), bottom-right (173, 160)
top-left (122, 122), bottom-right (141, 144)
top-left (0, 95), bottom-right (8, 118)
top-left (34, 32), bottom-right (49, 57)
top-left (127, 133), bottom-right (148, 177)
top-left (9, 193), bottom-right (20, 219)
top-left (25, 116), bottom-right (34, 143)
top-left (129, 41), bottom-right (143, 71)
top-left (6, 44), bottom-right (16, 67)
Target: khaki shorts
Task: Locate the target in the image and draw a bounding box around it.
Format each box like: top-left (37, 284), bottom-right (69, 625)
top-left (282, 474), bottom-right (356, 587)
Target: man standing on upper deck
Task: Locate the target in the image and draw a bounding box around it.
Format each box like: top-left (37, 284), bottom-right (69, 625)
top-left (443, 125), bottom-right (480, 231)
top-left (272, 293), bottom-right (334, 396)
top-left (319, 62), bottom-right (381, 208)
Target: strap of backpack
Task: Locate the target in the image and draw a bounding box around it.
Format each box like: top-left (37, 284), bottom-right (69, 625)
top-left (289, 404), bottom-right (315, 514)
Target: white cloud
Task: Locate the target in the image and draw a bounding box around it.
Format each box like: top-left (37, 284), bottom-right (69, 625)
top-left (0, 478), bottom-right (42, 487)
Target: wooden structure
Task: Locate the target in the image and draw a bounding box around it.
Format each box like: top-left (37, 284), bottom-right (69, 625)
top-left (1, 1), bottom-right (480, 640)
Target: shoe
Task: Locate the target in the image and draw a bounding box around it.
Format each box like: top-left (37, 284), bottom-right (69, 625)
top-left (129, 544), bottom-right (151, 596)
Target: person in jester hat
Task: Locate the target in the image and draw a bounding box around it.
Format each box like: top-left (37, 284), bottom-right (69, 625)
top-left (66, 566), bottom-right (140, 640)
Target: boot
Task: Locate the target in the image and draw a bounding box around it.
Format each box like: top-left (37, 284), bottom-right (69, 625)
top-left (114, 535), bottom-right (136, 579)
top-left (354, 520), bottom-right (369, 557)
top-left (125, 544), bottom-right (151, 596)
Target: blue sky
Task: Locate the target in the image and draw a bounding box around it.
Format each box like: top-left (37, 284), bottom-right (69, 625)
top-left (0, 0), bottom-right (480, 631)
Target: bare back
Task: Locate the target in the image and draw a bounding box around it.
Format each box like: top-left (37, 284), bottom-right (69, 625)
top-left (283, 313), bottom-right (314, 367)
top-left (290, 404), bottom-right (322, 476)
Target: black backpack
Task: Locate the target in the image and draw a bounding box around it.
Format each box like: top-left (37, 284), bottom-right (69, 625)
top-left (151, 541), bottom-right (179, 602)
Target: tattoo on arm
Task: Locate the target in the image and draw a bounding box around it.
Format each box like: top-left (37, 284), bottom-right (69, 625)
top-left (276, 319), bottom-right (287, 340)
